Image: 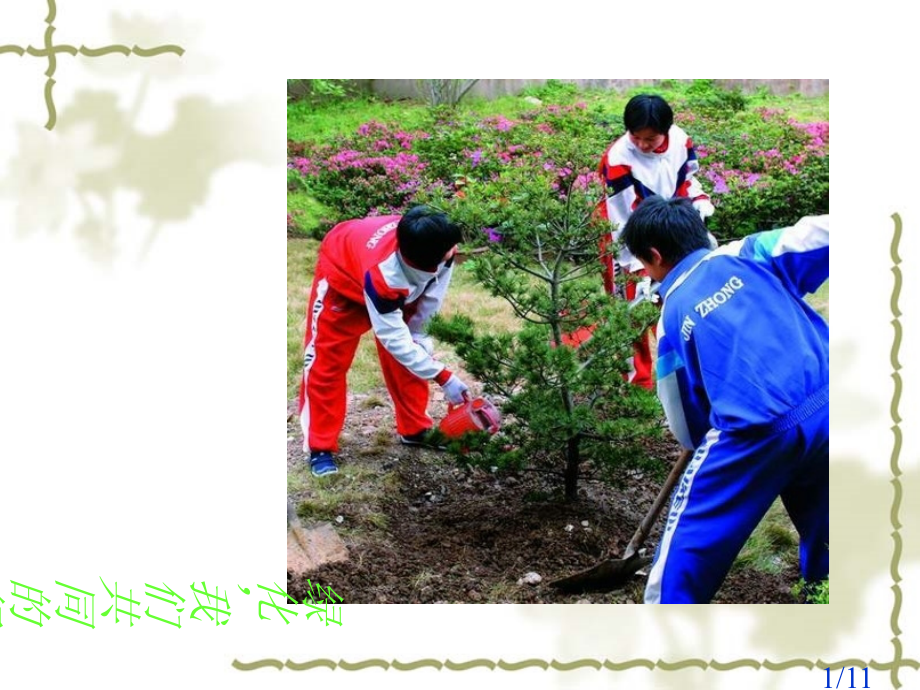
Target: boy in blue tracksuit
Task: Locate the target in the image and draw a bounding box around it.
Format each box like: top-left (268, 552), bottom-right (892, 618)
top-left (620, 196), bottom-right (829, 604)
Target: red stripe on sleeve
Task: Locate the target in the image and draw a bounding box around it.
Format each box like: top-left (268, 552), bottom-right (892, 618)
top-left (604, 164), bottom-right (631, 183)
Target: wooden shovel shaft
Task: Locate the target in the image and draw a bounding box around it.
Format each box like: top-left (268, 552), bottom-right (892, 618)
top-left (622, 447), bottom-right (694, 559)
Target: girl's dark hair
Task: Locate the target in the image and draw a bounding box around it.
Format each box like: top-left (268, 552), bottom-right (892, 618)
top-left (621, 196), bottom-right (711, 265)
top-left (623, 94), bottom-right (674, 135)
top-left (397, 206), bottom-right (463, 270)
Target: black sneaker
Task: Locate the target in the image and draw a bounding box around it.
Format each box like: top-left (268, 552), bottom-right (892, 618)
top-left (399, 429), bottom-right (447, 450)
top-left (308, 450), bottom-right (339, 477)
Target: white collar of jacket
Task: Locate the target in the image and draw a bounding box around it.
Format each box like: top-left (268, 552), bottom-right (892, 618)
top-left (397, 251), bottom-right (454, 283)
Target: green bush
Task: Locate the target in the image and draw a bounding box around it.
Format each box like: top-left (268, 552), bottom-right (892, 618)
top-left (520, 79), bottom-right (581, 103)
top-left (793, 578), bottom-right (829, 604)
top-left (683, 79), bottom-right (748, 118)
top-left (287, 82), bottom-right (828, 243)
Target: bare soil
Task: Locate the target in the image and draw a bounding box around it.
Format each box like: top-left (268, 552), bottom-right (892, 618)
top-left (286, 392), bottom-right (799, 604)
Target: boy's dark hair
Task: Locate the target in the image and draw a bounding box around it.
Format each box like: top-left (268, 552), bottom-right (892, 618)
top-left (397, 206), bottom-right (463, 270)
top-left (623, 94), bottom-right (674, 135)
top-left (621, 196), bottom-right (711, 265)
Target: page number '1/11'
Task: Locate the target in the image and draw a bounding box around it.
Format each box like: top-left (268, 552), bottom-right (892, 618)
top-left (826, 668), bottom-right (869, 688)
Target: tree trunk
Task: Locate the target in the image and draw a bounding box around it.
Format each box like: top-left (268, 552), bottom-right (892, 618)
top-left (564, 436), bottom-right (580, 501)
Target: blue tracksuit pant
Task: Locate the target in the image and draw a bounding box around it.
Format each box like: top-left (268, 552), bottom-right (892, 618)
top-left (645, 388), bottom-right (828, 604)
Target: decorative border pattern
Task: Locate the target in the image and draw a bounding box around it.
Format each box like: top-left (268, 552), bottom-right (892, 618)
top-left (0, 0), bottom-right (183, 130)
top-left (237, 217), bottom-right (916, 686)
top-left (888, 213), bottom-right (905, 688)
top-left (232, 658), bottom-right (920, 673)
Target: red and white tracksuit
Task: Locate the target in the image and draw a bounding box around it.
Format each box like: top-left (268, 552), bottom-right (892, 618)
top-left (597, 125), bottom-right (714, 389)
top-left (297, 216), bottom-right (455, 452)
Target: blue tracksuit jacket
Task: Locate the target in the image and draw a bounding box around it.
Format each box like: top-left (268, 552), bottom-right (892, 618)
top-left (646, 215), bottom-right (829, 603)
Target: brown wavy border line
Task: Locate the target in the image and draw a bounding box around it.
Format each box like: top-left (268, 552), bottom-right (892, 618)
top-left (0, 0), bottom-right (184, 130)
top-left (231, 657), bottom-right (920, 674)
top-left (888, 212), bottom-right (904, 688)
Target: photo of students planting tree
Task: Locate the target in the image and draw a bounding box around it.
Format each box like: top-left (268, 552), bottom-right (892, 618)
top-left (286, 79), bottom-right (829, 604)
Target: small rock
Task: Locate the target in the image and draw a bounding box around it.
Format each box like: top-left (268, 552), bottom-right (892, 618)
top-left (490, 466), bottom-right (498, 473)
top-left (580, 520), bottom-right (589, 527)
top-left (409, 506), bottom-right (419, 513)
top-left (564, 524), bottom-right (574, 533)
top-left (577, 599), bottom-right (592, 604)
top-left (335, 515), bottom-right (344, 524)
top-left (287, 436), bottom-right (294, 442)
top-left (517, 572), bottom-right (542, 586)
top-left (523, 96), bottom-right (543, 105)
top-left (467, 590), bottom-right (482, 601)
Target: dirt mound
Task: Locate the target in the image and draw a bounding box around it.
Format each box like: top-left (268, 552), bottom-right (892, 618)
top-left (287, 393), bottom-right (799, 604)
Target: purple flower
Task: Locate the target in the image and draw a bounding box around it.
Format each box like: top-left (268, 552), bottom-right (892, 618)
top-left (482, 227), bottom-right (503, 243)
top-left (711, 175), bottom-right (729, 194)
top-left (484, 115), bottom-right (515, 132)
top-left (573, 173), bottom-right (593, 191)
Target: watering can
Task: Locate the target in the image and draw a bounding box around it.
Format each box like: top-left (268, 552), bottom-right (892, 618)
top-left (438, 396), bottom-right (502, 439)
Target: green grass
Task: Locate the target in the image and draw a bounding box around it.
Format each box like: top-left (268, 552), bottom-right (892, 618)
top-left (287, 97), bottom-right (431, 144)
top-left (734, 500), bottom-right (800, 575)
top-left (288, 85), bottom-right (828, 149)
top-left (290, 463), bottom-right (390, 531)
top-left (287, 190), bottom-right (327, 236)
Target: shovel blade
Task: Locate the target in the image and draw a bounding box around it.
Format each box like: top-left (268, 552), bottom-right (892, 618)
top-left (549, 553), bottom-right (650, 593)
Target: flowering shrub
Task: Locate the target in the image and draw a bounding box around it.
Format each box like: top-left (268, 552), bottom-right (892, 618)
top-left (676, 106), bottom-right (829, 239)
top-left (288, 89), bottom-right (828, 244)
top-left (288, 121), bottom-right (436, 227)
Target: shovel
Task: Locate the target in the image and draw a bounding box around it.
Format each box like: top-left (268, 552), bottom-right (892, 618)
top-left (549, 447), bottom-right (693, 593)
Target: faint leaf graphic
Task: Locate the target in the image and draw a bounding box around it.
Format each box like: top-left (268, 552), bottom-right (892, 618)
top-left (1, 13), bottom-right (272, 263)
top-left (830, 341), bottom-right (878, 428)
top-left (0, 121), bottom-right (117, 234)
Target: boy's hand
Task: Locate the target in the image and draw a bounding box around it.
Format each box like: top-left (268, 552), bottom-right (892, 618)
top-left (636, 277), bottom-right (659, 304)
top-left (441, 374), bottom-right (471, 405)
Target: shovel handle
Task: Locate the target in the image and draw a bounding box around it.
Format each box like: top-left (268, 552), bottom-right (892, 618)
top-left (622, 447), bottom-right (694, 559)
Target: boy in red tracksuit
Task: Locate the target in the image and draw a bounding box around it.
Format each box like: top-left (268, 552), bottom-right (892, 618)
top-left (598, 94), bottom-right (714, 389)
top-left (298, 206), bottom-right (471, 477)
